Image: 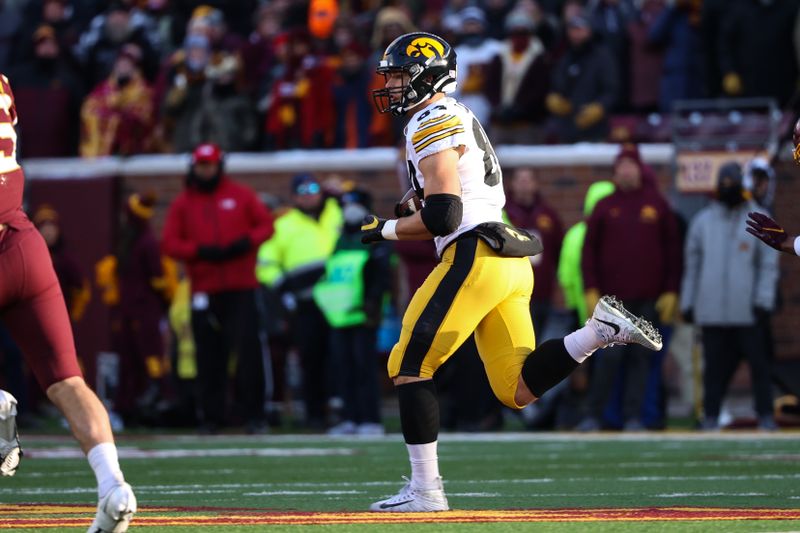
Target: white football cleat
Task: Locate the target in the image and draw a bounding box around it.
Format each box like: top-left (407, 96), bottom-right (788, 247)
top-left (588, 295), bottom-right (663, 351)
top-left (0, 390), bottom-right (21, 477)
top-left (370, 476), bottom-right (449, 512)
top-left (88, 482), bottom-right (137, 533)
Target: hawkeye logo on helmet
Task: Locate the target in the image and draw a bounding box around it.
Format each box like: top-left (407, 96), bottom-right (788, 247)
top-left (406, 37), bottom-right (445, 59)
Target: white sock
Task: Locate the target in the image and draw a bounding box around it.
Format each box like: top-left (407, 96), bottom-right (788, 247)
top-left (407, 441), bottom-right (440, 490)
top-left (563, 326), bottom-right (604, 363)
top-left (87, 443), bottom-right (125, 498)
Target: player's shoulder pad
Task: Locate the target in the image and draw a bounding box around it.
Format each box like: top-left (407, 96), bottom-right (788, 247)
top-left (408, 100), bottom-right (467, 155)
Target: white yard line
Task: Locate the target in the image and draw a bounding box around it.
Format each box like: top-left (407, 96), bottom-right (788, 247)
top-left (655, 492), bottom-right (769, 498)
top-left (26, 447), bottom-right (356, 459)
top-left (243, 491), bottom-right (364, 496)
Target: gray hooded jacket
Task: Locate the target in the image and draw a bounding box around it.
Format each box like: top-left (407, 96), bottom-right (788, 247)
top-left (680, 200), bottom-right (779, 326)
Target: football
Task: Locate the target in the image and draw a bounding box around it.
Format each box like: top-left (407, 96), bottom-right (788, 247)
top-left (394, 188), bottom-right (423, 217)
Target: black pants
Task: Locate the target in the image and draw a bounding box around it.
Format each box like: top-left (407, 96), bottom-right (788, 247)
top-left (291, 298), bottom-right (330, 426)
top-left (328, 326), bottom-right (381, 424)
top-left (191, 289), bottom-right (268, 427)
top-left (585, 300), bottom-right (657, 423)
top-left (701, 325), bottom-right (773, 419)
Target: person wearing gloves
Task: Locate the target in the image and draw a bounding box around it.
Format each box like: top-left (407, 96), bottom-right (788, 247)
top-left (161, 142), bottom-right (274, 433)
top-left (682, 162), bottom-right (780, 431)
top-left (545, 12), bottom-right (619, 142)
top-left (578, 144), bottom-right (681, 430)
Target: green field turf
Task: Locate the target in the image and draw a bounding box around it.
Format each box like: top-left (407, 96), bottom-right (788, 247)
top-left (1, 432), bottom-right (799, 531)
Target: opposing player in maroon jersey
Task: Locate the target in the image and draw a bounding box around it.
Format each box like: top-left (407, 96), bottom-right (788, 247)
top-left (0, 73), bottom-right (136, 532)
top-left (746, 116), bottom-right (800, 255)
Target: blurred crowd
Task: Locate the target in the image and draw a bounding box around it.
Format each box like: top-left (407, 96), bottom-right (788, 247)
top-left (2, 0), bottom-right (799, 434)
top-left (2, 0), bottom-right (800, 157)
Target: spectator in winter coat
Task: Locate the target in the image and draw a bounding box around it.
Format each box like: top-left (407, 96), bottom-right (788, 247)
top-left (681, 162), bottom-right (779, 431)
top-left (332, 43), bottom-right (372, 149)
top-left (647, 0), bottom-right (706, 112)
top-left (10, 24), bottom-right (84, 157)
top-left (315, 190), bottom-right (392, 435)
top-left (80, 44), bottom-right (155, 157)
top-left (73, 0), bottom-right (161, 86)
top-left (95, 192), bottom-right (176, 423)
top-left (263, 29), bottom-right (335, 149)
top-left (578, 144), bottom-right (681, 430)
top-left (718, 0), bottom-right (799, 106)
top-left (161, 143), bottom-right (274, 434)
top-left (484, 9), bottom-right (551, 144)
top-left (545, 13), bottom-right (619, 142)
top-left (33, 204), bottom-right (90, 323)
top-left (159, 29), bottom-right (254, 153)
top-left (256, 174), bottom-right (343, 429)
top-left (588, 0), bottom-right (637, 110)
top-left (453, 6), bottom-right (502, 126)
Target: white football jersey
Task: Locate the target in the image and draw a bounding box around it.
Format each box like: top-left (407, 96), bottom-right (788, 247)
top-left (405, 96), bottom-right (505, 255)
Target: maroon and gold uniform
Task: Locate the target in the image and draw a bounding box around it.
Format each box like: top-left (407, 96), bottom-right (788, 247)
top-left (0, 73), bottom-right (81, 389)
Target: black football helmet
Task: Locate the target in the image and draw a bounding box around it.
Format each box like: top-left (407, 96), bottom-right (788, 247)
top-left (373, 32), bottom-right (457, 116)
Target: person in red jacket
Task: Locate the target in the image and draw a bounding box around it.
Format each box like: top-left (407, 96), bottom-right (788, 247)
top-left (579, 143), bottom-right (681, 431)
top-left (161, 142), bottom-right (275, 433)
top-left (504, 167), bottom-right (564, 338)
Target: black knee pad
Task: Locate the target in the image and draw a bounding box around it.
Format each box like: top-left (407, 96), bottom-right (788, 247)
top-left (397, 380), bottom-right (439, 444)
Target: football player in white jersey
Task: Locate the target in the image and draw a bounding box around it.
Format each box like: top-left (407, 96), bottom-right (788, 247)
top-left (361, 32), bottom-right (663, 512)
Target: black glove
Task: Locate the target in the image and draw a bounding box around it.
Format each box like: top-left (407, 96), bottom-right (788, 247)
top-left (753, 306), bottom-right (771, 320)
top-left (361, 215), bottom-right (389, 244)
top-left (225, 236), bottom-right (252, 258)
top-left (197, 245), bottom-right (228, 262)
top-left (682, 309), bottom-right (694, 324)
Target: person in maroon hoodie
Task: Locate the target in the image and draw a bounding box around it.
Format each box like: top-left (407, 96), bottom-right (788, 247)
top-left (161, 142), bottom-right (275, 433)
top-left (578, 143), bottom-right (681, 430)
top-left (504, 167), bottom-right (564, 337)
top-left (95, 192), bottom-right (175, 424)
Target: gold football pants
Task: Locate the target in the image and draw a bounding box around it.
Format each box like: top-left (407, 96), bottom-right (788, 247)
top-left (388, 237), bottom-right (535, 408)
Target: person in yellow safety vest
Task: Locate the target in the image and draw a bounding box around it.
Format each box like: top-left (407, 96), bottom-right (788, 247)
top-left (313, 189), bottom-right (393, 436)
top-left (256, 174), bottom-right (343, 429)
top-left (558, 181), bottom-right (615, 327)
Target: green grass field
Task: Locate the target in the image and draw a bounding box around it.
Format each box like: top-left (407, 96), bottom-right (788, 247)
top-left (2, 432), bottom-right (800, 531)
